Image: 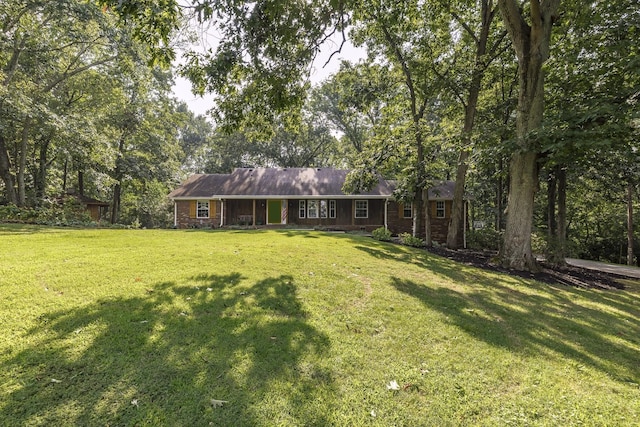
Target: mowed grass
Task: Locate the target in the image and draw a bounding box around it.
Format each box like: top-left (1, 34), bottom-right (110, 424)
top-left (1, 225), bottom-right (639, 426)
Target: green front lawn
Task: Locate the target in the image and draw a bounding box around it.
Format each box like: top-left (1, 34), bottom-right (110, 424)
top-left (1, 225), bottom-right (639, 426)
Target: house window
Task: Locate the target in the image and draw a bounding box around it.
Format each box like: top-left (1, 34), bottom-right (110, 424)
top-left (299, 200), bottom-right (306, 219)
top-left (307, 200), bottom-right (319, 218)
top-left (436, 201), bottom-right (445, 218)
top-left (403, 203), bottom-right (412, 218)
top-left (355, 200), bottom-right (368, 218)
top-left (320, 200), bottom-right (328, 218)
top-left (197, 200), bottom-right (210, 218)
top-left (329, 200), bottom-right (336, 218)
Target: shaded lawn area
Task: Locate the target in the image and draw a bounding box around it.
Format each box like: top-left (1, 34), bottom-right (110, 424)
top-left (1, 224), bottom-right (639, 426)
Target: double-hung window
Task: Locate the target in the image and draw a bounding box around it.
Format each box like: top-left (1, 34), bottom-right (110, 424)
top-left (355, 200), bottom-right (368, 218)
top-left (302, 199), bottom-right (336, 219)
top-left (197, 200), bottom-right (210, 218)
top-left (320, 200), bottom-right (328, 218)
top-left (307, 200), bottom-right (319, 218)
top-left (299, 200), bottom-right (306, 218)
top-left (436, 201), bottom-right (446, 218)
top-left (403, 203), bottom-right (412, 218)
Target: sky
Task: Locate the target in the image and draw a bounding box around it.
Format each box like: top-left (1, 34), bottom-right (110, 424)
top-left (171, 37), bottom-right (366, 117)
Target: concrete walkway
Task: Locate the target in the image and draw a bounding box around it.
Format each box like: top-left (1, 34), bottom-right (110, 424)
top-left (566, 258), bottom-right (640, 279)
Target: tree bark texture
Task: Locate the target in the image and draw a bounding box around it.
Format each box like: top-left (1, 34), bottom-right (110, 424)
top-left (423, 189), bottom-right (432, 246)
top-left (556, 166), bottom-right (567, 260)
top-left (628, 181), bottom-right (635, 266)
top-left (545, 165), bottom-right (567, 265)
top-left (17, 117), bottom-right (30, 206)
top-left (0, 134), bottom-right (18, 204)
top-left (498, 0), bottom-right (559, 271)
top-left (547, 170), bottom-right (557, 238)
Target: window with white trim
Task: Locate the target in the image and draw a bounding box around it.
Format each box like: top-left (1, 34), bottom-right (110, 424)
top-left (436, 201), bottom-right (445, 218)
top-left (355, 200), bottom-right (368, 218)
top-left (307, 200), bottom-right (319, 218)
top-left (329, 200), bottom-right (336, 218)
top-left (320, 200), bottom-right (328, 218)
top-left (299, 200), bottom-right (306, 218)
top-left (197, 200), bottom-right (210, 218)
top-left (403, 203), bottom-right (412, 218)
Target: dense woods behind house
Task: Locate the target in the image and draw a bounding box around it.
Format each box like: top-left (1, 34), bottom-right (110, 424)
top-left (0, 0), bottom-right (638, 267)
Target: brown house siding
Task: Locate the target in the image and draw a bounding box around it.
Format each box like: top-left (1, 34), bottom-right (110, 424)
top-left (175, 200), bottom-right (221, 228)
top-left (387, 200), bottom-right (464, 245)
top-left (174, 197), bottom-right (463, 242)
top-left (287, 199), bottom-right (385, 231)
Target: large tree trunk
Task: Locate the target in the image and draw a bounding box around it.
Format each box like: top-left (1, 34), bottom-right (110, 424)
top-left (0, 134), bottom-right (18, 204)
top-left (547, 169), bottom-right (557, 239)
top-left (498, 0), bottom-right (559, 271)
top-left (556, 166), bottom-right (567, 261)
top-left (496, 157), bottom-right (505, 231)
top-left (35, 139), bottom-right (50, 201)
top-left (17, 117), bottom-right (30, 206)
top-left (110, 134), bottom-right (126, 224)
top-left (502, 151), bottom-right (539, 271)
top-left (110, 182), bottom-right (121, 224)
top-left (628, 181), bottom-right (635, 266)
top-left (424, 189), bottom-right (432, 246)
top-left (545, 164), bottom-right (567, 265)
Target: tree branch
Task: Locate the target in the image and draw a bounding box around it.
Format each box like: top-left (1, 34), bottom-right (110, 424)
top-left (451, 12), bottom-right (478, 45)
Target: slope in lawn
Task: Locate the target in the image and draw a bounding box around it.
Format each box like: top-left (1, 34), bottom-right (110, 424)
top-left (0, 226), bottom-right (639, 426)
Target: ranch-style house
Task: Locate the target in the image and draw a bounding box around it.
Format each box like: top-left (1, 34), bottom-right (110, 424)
top-left (168, 167), bottom-right (466, 244)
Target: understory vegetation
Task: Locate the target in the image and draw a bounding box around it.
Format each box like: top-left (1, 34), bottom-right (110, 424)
top-left (1, 226), bottom-right (638, 426)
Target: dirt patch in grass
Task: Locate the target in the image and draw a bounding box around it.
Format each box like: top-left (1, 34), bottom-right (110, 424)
top-left (425, 247), bottom-right (628, 290)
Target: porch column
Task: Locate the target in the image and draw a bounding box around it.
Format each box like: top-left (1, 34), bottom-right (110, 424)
top-left (252, 200), bottom-right (256, 226)
top-left (352, 200), bottom-right (355, 226)
top-left (220, 200), bottom-right (225, 227)
top-left (173, 201), bottom-right (177, 227)
top-left (384, 199), bottom-right (388, 230)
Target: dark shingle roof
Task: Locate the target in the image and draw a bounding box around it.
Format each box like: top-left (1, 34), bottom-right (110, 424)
top-left (168, 168), bottom-right (457, 200)
top-left (168, 174), bottom-right (230, 198)
top-left (428, 181), bottom-right (456, 200)
top-left (169, 168), bottom-right (395, 199)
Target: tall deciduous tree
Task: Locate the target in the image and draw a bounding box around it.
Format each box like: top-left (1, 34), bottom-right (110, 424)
top-left (497, 0), bottom-right (559, 271)
top-left (445, 0), bottom-right (508, 249)
top-left (0, 0), bottom-right (119, 205)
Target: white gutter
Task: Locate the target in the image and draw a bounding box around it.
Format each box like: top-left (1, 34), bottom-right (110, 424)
top-left (173, 201), bottom-right (177, 227)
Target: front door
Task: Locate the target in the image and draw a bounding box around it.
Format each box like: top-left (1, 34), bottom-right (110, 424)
top-left (267, 200), bottom-right (285, 224)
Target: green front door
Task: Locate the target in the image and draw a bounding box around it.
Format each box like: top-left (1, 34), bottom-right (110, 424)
top-left (267, 200), bottom-right (282, 224)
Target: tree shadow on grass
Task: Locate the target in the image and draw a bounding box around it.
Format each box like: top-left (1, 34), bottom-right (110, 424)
top-left (352, 240), bottom-right (640, 384)
top-left (1, 273), bottom-right (333, 425)
top-left (391, 275), bottom-right (640, 385)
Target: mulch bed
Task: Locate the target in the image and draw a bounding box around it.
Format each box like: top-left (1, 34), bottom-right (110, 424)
top-left (425, 246), bottom-right (628, 290)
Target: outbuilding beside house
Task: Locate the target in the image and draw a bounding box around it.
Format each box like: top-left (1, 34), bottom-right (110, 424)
top-left (168, 168), bottom-right (466, 245)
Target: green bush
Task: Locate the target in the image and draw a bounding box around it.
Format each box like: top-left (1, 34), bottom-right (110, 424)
top-left (372, 227), bottom-right (392, 242)
top-left (0, 198), bottom-right (92, 227)
top-left (467, 228), bottom-right (503, 251)
top-left (399, 232), bottom-right (424, 248)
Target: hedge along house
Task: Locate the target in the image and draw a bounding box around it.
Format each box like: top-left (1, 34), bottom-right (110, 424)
top-left (168, 167), bottom-right (466, 245)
